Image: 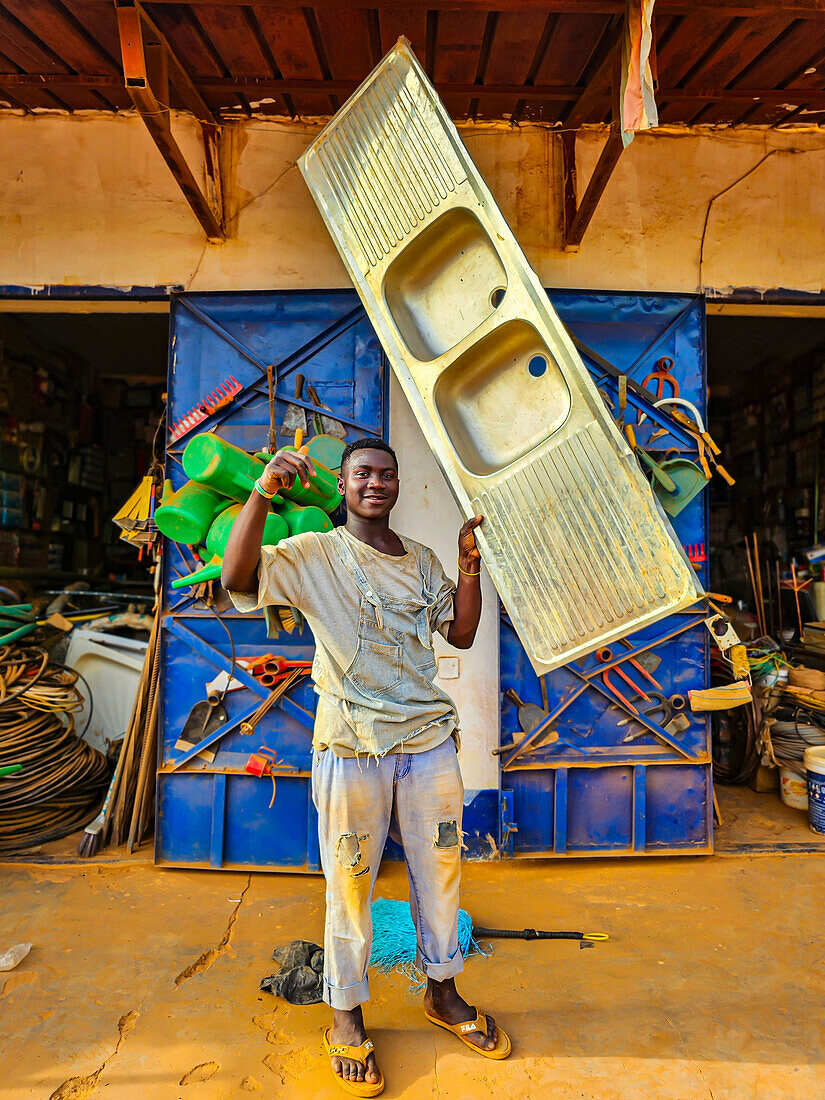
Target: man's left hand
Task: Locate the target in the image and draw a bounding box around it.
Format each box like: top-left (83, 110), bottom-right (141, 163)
top-left (458, 515), bottom-right (483, 574)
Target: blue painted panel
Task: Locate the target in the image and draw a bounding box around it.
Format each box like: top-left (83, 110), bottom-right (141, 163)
top-left (157, 291), bottom-right (386, 871)
top-left (504, 762), bottom-right (712, 856)
top-left (501, 292), bottom-right (712, 857)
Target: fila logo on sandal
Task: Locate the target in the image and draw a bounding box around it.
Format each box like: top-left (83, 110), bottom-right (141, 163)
top-left (460, 1023), bottom-right (476, 1033)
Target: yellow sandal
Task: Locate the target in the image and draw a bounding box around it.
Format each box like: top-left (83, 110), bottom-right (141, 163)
top-left (424, 1008), bottom-right (512, 1059)
top-left (322, 1028), bottom-right (385, 1097)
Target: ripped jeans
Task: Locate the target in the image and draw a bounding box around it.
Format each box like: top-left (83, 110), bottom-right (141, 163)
top-left (312, 737), bottom-right (464, 1010)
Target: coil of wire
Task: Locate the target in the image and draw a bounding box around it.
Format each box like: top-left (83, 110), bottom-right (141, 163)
top-left (769, 712), bottom-right (825, 765)
top-left (0, 644), bottom-right (109, 854)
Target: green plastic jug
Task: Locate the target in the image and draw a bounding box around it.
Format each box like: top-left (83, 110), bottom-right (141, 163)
top-left (257, 445), bottom-right (341, 513)
top-left (280, 500), bottom-right (334, 537)
top-left (171, 503), bottom-right (289, 588)
top-left (183, 434), bottom-right (272, 502)
top-left (154, 480), bottom-right (226, 545)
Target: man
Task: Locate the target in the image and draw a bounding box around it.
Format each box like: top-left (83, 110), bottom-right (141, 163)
top-left (222, 437), bottom-right (510, 1095)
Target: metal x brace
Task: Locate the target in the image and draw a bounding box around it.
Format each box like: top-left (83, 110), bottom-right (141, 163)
top-left (164, 618), bottom-right (314, 772)
top-left (565, 665), bottom-right (694, 760)
top-left (501, 611), bottom-right (707, 768)
top-left (570, 333), bottom-right (697, 450)
top-left (169, 296), bottom-right (379, 448)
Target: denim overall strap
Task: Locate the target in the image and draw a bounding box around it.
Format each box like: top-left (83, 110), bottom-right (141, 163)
top-left (331, 530), bottom-right (385, 628)
top-left (396, 534), bottom-right (431, 598)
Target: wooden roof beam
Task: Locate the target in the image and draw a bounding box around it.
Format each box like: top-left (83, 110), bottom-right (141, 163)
top-left (115, 0), bottom-right (224, 241)
top-left (560, 24), bottom-right (624, 250)
top-left (76, 1), bottom-right (825, 13)
top-left (5, 73), bottom-right (825, 108)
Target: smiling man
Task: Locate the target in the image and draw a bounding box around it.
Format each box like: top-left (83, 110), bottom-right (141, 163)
top-left (222, 437), bottom-right (510, 1095)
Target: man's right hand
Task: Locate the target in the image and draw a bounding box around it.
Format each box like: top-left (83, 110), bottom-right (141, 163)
top-left (261, 449), bottom-right (317, 494)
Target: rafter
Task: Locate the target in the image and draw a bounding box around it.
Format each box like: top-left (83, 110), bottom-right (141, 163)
top-left (79, 1), bottom-right (825, 13)
top-left (6, 72), bottom-right (825, 107)
top-left (115, 0), bottom-right (224, 241)
top-left (561, 31), bottom-right (624, 250)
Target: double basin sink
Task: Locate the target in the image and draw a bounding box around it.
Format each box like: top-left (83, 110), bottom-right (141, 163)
top-left (299, 39), bottom-right (697, 673)
top-left (384, 207), bottom-right (571, 477)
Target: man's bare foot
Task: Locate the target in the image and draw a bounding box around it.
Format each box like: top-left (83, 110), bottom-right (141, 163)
top-left (328, 1005), bottom-right (381, 1085)
top-left (423, 977), bottom-right (498, 1051)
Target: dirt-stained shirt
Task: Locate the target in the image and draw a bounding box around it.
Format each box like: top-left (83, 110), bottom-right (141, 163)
top-left (227, 526), bottom-right (459, 759)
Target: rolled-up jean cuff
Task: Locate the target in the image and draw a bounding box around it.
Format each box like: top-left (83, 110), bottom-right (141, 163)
top-left (417, 947), bottom-right (465, 982)
top-left (324, 974), bottom-right (370, 1010)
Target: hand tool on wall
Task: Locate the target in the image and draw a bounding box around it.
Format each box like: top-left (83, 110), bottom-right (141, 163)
top-left (265, 365), bottom-right (278, 454)
top-left (653, 450), bottom-right (709, 516)
top-left (305, 382), bottom-right (348, 440)
top-left (169, 377), bottom-right (242, 443)
top-left (281, 373), bottom-right (308, 440)
top-left (175, 693), bottom-right (227, 763)
top-left (637, 356), bottom-right (679, 424)
top-left (617, 638), bottom-right (662, 690)
top-left (570, 333), bottom-right (696, 449)
top-left (500, 611), bottom-right (710, 768)
top-left (623, 425), bottom-right (677, 493)
top-left (617, 691), bottom-right (687, 743)
top-left (504, 688), bottom-right (551, 735)
top-left (653, 398), bottom-right (736, 486)
top-left (624, 426), bottom-right (710, 516)
top-left (501, 689), bottom-right (560, 749)
top-left (685, 543), bottom-right (707, 566)
top-left (597, 648), bottom-right (652, 704)
top-left (240, 671), bottom-right (304, 735)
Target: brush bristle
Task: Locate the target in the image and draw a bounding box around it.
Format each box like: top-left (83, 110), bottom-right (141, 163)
top-left (76, 822), bottom-right (103, 857)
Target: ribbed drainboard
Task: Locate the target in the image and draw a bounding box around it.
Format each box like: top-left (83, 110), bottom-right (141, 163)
top-left (474, 423), bottom-right (684, 662)
top-left (313, 63), bottom-right (465, 268)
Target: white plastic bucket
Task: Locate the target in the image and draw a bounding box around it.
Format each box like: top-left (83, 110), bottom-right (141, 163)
top-left (779, 764), bottom-right (808, 811)
top-left (804, 746), bottom-right (825, 835)
top-left (813, 581), bottom-right (825, 622)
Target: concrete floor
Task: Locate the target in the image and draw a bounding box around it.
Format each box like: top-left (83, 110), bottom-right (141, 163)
top-left (2, 833), bottom-right (825, 1100)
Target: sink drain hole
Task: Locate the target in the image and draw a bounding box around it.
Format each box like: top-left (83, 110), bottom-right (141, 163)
top-left (527, 355), bottom-right (547, 378)
top-left (490, 287), bottom-right (506, 308)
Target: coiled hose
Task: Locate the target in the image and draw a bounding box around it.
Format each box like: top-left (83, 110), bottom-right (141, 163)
top-left (0, 644), bottom-right (109, 854)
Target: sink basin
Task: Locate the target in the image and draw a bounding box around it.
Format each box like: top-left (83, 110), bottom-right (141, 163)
top-left (300, 39), bottom-right (699, 675)
top-left (383, 208), bottom-right (507, 362)
top-left (433, 319), bottom-right (571, 476)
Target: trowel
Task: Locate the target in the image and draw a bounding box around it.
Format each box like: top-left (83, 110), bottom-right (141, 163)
top-left (175, 694), bottom-right (228, 763)
top-left (281, 373), bottom-right (308, 439)
top-left (306, 382), bottom-right (347, 440)
top-left (504, 689), bottom-right (557, 745)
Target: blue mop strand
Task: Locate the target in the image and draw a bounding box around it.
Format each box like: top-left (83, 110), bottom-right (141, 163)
top-left (369, 898), bottom-right (490, 993)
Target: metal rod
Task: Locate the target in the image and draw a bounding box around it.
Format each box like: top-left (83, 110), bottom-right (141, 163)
top-left (753, 532), bottom-right (766, 636)
top-left (744, 537), bottom-right (761, 634)
top-left (791, 560), bottom-right (804, 639)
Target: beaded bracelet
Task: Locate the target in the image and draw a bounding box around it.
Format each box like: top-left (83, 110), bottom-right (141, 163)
top-left (457, 560), bottom-right (480, 577)
top-left (253, 477), bottom-right (277, 500)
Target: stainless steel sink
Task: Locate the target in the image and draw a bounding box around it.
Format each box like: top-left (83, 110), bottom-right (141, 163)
top-left (433, 319), bottom-right (570, 476)
top-left (384, 208), bottom-right (507, 362)
top-left (299, 39), bottom-right (699, 674)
